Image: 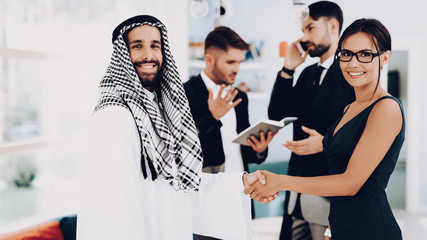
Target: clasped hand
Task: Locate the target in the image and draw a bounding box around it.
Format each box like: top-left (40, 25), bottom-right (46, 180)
top-left (243, 170), bottom-right (280, 204)
top-left (244, 170), bottom-right (281, 203)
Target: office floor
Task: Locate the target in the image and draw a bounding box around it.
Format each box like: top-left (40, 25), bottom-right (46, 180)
top-left (394, 210), bottom-right (427, 240)
top-left (252, 210), bottom-right (427, 240)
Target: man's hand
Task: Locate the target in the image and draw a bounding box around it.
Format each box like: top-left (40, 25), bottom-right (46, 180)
top-left (208, 85), bottom-right (242, 120)
top-left (243, 170), bottom-right (266, 189)
top-left (243, 170), bottom-right (278, 204)
top-left (283, 126), bottom-right (324, 155)
top-left (244, 170), bottom-right (281, 203)
top-left (282, 39), bottom-right (309, 72)
top-left (247, 131), bottom-right (277, 153)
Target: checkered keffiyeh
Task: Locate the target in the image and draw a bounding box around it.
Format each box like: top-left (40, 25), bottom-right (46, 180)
top-left (94, 15), bottom-right (203, 191)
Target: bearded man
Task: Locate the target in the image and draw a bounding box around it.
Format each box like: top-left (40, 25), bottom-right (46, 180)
top-left (268, 2), bottom-right (355, 240)
top-left (77, 15), bottom-right (274, 240)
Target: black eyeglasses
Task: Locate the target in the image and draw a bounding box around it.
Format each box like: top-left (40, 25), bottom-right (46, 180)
top-left (336, 50), bottom-right (384, 63)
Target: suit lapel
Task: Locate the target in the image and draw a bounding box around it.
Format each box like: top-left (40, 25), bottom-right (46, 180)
top-left (311, 63), bottom-right (338, 114)
top-left (193, 74), bottom-right (210, 105)
top-left (234, 90), bottom-right (246, 133)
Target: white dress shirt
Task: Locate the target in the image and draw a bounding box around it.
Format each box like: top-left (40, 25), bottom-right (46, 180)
top-left (318, 55), bottom-right (335, 85)
top-left (201, 71), bottom-right (245, 172)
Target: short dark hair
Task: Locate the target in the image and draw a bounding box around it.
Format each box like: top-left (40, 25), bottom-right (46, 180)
top-left (204, 26), bottom-right (249, 54)
top-left (336, 18), bottom-right (391, 97)
top-left (309, 1), bottom-right (343, 33)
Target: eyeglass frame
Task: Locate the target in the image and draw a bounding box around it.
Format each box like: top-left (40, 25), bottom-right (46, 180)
top-left (335, 49), bottom-right (385, 63)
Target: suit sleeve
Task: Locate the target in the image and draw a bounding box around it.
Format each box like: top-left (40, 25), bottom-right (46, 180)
top-left (194, 110), bottom-right (222, 136)
top-left (268, 71), bottom-right (298, 121)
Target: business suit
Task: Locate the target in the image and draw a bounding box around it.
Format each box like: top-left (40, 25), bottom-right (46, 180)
top-left (184, 74), bottom-right (267, 173)
top-left (268, 61), bottom-right (355, 240)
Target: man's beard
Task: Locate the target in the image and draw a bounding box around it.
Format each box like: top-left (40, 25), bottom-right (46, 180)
top-left (133, 59), bottom-right (162, 89)
top-left (211, 64), bottom-right (227, 85)
top-left (308, 42), bottom-right (330, 58)
top-left (139, 71), bottom-right (161, 88)
top-left (211, 62), bottom-right (235, 85)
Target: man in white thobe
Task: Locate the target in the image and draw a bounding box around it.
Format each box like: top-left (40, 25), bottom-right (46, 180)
top-left (77, 15), bottom-right (274, 240)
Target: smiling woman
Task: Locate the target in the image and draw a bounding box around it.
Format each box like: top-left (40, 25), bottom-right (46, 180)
top-left (246, 18), bottom-right (405, 240)
top-left (337, 33), bottom-right (390, 98)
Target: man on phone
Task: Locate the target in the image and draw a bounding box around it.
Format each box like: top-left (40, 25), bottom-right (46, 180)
top-left (268, 1), bottom-right (354, 240)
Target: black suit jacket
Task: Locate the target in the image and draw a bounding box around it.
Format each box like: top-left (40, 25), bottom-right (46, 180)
top-left (184, 74), bottom-right (267, 173)
top-left (269, 61), bottom-right (354, 177)
top-left (268, 61), bottom-right (355, 240)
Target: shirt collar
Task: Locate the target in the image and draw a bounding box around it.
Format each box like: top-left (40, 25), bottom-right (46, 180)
top-left (201, 70), bottom-right (217, 90)
top-left (318, 55), bottom-right (334, 70)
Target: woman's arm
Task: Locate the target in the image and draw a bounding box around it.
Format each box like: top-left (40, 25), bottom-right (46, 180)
top-left (246, 98), bottom-right (403, 199)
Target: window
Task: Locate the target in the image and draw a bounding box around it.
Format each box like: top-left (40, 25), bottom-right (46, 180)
top-left (0, 0), bottom-right (116, 232)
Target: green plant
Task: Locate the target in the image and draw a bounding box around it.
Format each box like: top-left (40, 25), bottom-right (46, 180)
top-left (0, 155), bottom-right (37, 188)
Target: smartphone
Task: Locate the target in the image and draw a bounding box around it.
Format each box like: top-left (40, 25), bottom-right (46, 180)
top-left (296, 41), bottom-right (308, 57)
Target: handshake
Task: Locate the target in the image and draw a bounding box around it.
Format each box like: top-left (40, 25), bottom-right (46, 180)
top-left (243, 170), bottom-right (281, 204)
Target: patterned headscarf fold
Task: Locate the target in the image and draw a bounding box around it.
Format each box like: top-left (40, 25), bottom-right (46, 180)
top-left (94, 15), bottom-right (203, 191)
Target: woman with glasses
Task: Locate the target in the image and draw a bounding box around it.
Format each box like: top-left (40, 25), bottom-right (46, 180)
top-left (246, 18), bottom-right (404, 240)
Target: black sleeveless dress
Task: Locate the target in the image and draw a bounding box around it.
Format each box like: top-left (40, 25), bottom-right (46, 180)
top-left (322, 96), bottom-right (404, 240)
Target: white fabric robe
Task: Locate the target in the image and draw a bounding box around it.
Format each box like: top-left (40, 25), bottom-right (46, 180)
top-left (77, 106), bottom-right (252, 240)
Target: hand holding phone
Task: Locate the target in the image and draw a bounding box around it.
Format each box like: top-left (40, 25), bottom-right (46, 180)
top-left (296, 41), bottom-right (308, 58)
top-left (282, 40), bottom-right (309, 71)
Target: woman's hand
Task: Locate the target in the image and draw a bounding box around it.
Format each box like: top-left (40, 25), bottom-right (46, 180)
top-left (324, 225), bottom-right (331, 240)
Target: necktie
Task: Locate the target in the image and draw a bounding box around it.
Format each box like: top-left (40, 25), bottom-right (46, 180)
top-left (311, 65), bottom-right (325, 96)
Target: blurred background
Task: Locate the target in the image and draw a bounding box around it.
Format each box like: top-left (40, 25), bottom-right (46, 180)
top-left (1, 0), bottom-right (426, 238)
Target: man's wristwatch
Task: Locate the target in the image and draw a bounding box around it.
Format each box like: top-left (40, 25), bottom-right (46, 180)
top-left (281, 66), bottom-right (295, 76)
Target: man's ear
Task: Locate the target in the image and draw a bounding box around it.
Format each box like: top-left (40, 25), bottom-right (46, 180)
top-left (328, 18), bottom-right (339, 36)
top-left (204, 53), bottom-right (211, 64)
top-left (204, 53), bottom-right (214, 68)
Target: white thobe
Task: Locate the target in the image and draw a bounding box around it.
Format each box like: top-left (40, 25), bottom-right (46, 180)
top-left (77, 106), bottom-right (252, 240)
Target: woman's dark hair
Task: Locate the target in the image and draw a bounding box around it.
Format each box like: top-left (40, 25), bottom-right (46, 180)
top-left (335, 18), bottom-right (391, 97)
